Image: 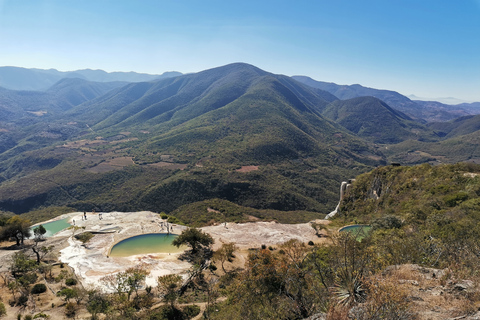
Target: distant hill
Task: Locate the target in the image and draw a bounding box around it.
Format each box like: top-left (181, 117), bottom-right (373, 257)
top-left (322, 96), bottom-right (438, 144)
top-left (0, 66), bottom-right (182, 91)
top-left (0, 78), bottom-right (126, 120)
top-left (293, 76), bottom-right (480, 122)
top-left (412, 100), bottom-right (479, 122)
top-left (0, 63), bottom-right (384, 216)
top-left (428, 114), bottom-right (480, 139)
top-left (0, 78), bottom-right (127, 159)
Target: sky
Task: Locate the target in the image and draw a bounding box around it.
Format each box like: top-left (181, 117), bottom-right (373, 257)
top-left (0, 0), bottom-right (479, 101)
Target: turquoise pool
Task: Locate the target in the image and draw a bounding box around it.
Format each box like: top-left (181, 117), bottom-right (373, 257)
top-left (31, 218), bottom-right (71, 237)
top-left (338, 224), bottom-right (372, 240)
top-left (109, 233), bottom-right (184, 257)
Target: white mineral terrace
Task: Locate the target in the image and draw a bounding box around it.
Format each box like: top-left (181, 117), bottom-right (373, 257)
top-left (1, 211), bottom-right (326, 291)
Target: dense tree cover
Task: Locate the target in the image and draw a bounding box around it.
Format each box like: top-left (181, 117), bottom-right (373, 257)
top-left (322, 96), bottom-right (437, 144)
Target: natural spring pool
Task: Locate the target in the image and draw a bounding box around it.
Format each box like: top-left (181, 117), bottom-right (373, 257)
top-left (31, 218), bottom-right (71, 237)
top-left (338, 224), bottom-right (372, 240)
top-left (109, 233), bottom-right (184, 257)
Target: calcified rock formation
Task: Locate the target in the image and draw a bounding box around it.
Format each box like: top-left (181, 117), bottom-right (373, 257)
top-left (325, 179), bottom-right (355, 219)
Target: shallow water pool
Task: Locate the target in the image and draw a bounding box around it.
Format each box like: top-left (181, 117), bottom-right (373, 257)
top-left (109, 233), bottom-right (184, 257)
top-left (32, 218), bottom-right (71, 237)
top-left (338, 224), bottom-right (372, 240)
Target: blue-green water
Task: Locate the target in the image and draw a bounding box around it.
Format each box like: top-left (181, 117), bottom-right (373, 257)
top-left (31, 218), bottom-right (71, 237)
top-left (339, 225), bottom-right (372, 240)
top-left (109, 233), bottom-right (184, 257)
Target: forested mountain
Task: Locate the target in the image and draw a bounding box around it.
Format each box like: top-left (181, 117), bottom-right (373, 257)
top-left (428, 114), bottom-right (480, 138)
top-left (293, 75), bottom-right (480, 122)
top-left (322, 96), bottom-right (438, 144)
top-left (0, 66), bottom-right (181, 91)
top-left (2, 62), bottom-right (480, 221)
top-left (0, 63), bottom-right (384, 217)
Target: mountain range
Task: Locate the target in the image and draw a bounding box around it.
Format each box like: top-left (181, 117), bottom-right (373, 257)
top-left (293, 76), bottom-right (480, 122)
top-left (0, 66), bottom-right (181, 92)
top-left (0, 63), bottom-right (479, 222)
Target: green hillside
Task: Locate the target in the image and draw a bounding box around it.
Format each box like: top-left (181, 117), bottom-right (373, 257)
top-left (322, 96), bottom-right (437, 144)
top-left (0, 63), bottom-right (385, 218)
top-left (428, 114), bottom-right (480, 138)
top-left (335, 163), bottom-right (480, 270)
top-left (293, 75), bottom-right (477, 122)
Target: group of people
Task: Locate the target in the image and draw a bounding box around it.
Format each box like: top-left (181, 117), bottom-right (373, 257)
top-left (79, 210), bottom-right (103, 222)
top-left (160, 220), bottom-right (174, 233)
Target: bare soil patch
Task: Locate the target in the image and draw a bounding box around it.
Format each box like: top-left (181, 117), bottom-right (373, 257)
top-left (236, 165), bottom-right (259, 173)
top-left (86, 156), bottom-right (135, 173)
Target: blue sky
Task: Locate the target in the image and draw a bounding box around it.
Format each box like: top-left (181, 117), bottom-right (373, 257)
top-left (0, 0), bottom-right (479, 101)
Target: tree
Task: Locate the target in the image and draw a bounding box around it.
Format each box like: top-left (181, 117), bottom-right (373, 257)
top-left (86, 290), bottom-right (111, 320)
top-left (31, 244), bottom-right (53, 265)
top-left (9, 251), bottom-right (37, 279)
top-left (213, 242), bottom-right (237, 273)
top-left (57, 288), bottom-right (78, 302)
top-left (0, 216), bottom-right (31, 246)
top-left (100, 264), bottom-right (149, 301)
top-left (157, 274), bottom-right (183, 309)
top-left (33, 225), bottom-right (47, 242)
top-left (172, 228), bottom-right (214, 254)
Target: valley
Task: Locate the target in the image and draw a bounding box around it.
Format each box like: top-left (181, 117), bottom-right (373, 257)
top-left (1, 63), bottom-right (480, 319)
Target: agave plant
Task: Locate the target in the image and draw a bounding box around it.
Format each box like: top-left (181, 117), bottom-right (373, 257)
top-left (332, 275), bottom-right (366, 306)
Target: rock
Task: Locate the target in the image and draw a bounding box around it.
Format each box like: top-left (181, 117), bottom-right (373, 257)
top-left (464, 311), bottom-right (480, 320)
top-left (450, 279), bottom-right (474, 292)
top-left (399, 279), bottom-right (419, 286)
top-left (408, 295), bottom-right (424, 301)
top-left (303, 312), bottom-right (327, 320)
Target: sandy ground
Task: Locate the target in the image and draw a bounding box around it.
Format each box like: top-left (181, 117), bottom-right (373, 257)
top-left (1, 211), bottom-right (329, 292)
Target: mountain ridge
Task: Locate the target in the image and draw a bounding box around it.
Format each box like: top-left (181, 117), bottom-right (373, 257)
top-left (0, 63), bottom-right (383, 216)
top-left (0, 66), bottom-right (182, 91)
top-left (293, 75), bottom-right (480, 122)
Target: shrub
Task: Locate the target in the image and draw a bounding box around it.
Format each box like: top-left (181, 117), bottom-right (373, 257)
top-left (182, 304), bottom-right (201, 319)
top-left (0, 301), bottom-right (5, 317)
top-left (372, 215), bottom-right (403, 230)
top-left (75, 232), bottom-right (93, 244)
top-left (167, 216), bottom-right (181, 224)
top-left (160, 213), bottom-right (168, 219)
top-left (24, 315), bottom-right (32, 320)
top-left (444, 192), bottom-right (469, 207)
top-left (308, 240), bottom-right (314, 246)
top-left (65, 278), bottom-right (77, 286)
top-left (17, 295), bottom-right (28, 306)
top-left (64, 302), bottom-right (76, 318)
top-left (31, 283), bottom-right (47, 294)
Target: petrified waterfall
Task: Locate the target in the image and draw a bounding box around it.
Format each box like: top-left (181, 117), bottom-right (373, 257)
top-left (325, 179), bottom-right (355, 219)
